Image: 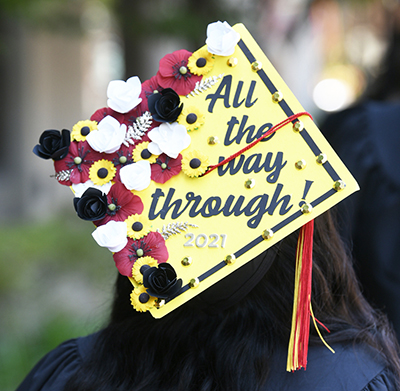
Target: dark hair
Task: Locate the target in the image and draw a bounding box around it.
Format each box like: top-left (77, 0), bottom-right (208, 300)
top-left (64, 211), bottom-right (400, 390)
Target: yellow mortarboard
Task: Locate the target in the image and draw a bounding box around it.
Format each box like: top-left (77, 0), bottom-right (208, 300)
top-left (33, 21), bottom-right (358, 372)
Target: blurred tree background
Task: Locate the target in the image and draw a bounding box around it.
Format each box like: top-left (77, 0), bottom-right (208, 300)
top-left (0, 0), bottom-right (394, 389)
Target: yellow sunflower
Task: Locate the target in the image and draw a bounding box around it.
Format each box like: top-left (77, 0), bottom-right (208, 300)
top-left (187, 47), bottom-right (215, 76)
top-left (181, 150), bottom-right (209, 178)
top-left (89, 159), bottom-right (116, 185)
top-left (132, 142), bottom-right (158, 164)
top-left (125, 214), bottom-right (151, 239)
top-left (131, 256), bottom-right (158, 284)
top-left (71, 120), bottom-right (98, 142)
top-left (130, 285), bottom-right (156, 312)
top-left (177, 106), bottom-right (205, 132)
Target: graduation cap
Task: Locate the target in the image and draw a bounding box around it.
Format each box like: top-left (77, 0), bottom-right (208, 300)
top-left (33, 21), bottom-right (358, 371)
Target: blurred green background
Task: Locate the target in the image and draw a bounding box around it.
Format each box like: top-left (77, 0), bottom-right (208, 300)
top-left (0, 0), bottom-right (394, 389)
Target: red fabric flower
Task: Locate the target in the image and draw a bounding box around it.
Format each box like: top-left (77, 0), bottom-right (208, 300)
top-left (113, 232), bottom-right (169, 276)
top-left (122, 99), bottom-right (150, 127)
top-left (141, 75), bottom-right (163, 99)
top-left (108, 144), bottom-right (135, 181)
top-left (93, 181), bottom-right (144, 226)
top-left (54, 141), bottom-right (103, 186)
top-left (91, 107), bottom-right (124, 124)
top-left (156, 50), bottom-right (202, 96)
top-left (151, 153), bottom-right (182, 184)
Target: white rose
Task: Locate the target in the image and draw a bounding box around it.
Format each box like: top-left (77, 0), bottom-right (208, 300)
top-left (72, 180), bottom-right (112, 198)
top-left (148, 122), bottom-right (191, 159)
top-left (107, 76), bottom-right (142, 113)
top-left (120, 160), bottom-right (151, 191)
top-left (92, 220), bottom-right (128, 253)
top-left (86, 115), bottom-right (126, 154)
top-left (206, 21), bottom-right (240, 56)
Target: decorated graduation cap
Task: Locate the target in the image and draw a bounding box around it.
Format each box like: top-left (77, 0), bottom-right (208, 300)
top-left (33, 21), bottom-right (358, 371)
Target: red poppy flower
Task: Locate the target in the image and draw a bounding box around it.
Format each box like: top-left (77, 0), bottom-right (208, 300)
top-left (93, 181), bottom-right (144, 226)
top-left (122, 96), bottom-right (151, 126)
top-left (141, 75), bottom-right (163, 99)
top-left (156, 50), bottom-right (202, 96)
top-left (151, 153), bottom-right (182, 184)
top-left (113, 232), bottom-right (169, 276)
top-left (54, 141), bottom-right (104, 186)
top-left (90, 107), bottom-right (124, 124)
top-left (107, 144), bottom-right (135, 181)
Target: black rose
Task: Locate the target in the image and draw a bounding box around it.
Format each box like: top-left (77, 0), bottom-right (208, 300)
top-left (147, 88), bottom-right (183, 123)
top-left (33, 129), bottom-right (71, 160)
top-left (143, 263), bottom-right (182, 299)
top-left (73, 188), bottom-right (108, 221)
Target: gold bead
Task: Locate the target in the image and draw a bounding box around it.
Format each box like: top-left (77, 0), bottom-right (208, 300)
top-left (181, 256), bottom-right (192, 266)
top-left (272, 91), bottom-right (283, 103)
top-left (316, 153), bottom-right (327, 164)
top-left (262, 229), bottom-right (274, 240)
top-left (227, 57), bottom-right (238, 67)
top-left (189, 277), bottom-right (200, 288)
top-left (333, 180), bottom-right (346, 191)
top-left (251, 60), bottom-right (262, 71)
top-left (154, 299), bottom-right (166, 308)
top-left (295, 159), bottom-right (306, 170)
top-left (225, 254), bottom-right (236, 265)
top-left (208, 136), bottom-right (219, 145)
top-left (244, 178), bottom-right (255, 189)
top-left (293, 121), bottom-right (304, 132)
top-left (301, 203), bottom-right (313, 214)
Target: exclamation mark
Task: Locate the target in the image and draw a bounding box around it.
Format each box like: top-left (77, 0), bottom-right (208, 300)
top-left (299, 180), bottom-right (313, 207)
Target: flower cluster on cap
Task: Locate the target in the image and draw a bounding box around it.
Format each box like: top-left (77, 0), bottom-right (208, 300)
top-left (33, 21), bottom-right (240, 312)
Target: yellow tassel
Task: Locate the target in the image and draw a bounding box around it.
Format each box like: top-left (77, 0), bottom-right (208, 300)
top-left (286, 230), bottom-right (304, 371)
top-left (310, 303), bottom-right (335, 354)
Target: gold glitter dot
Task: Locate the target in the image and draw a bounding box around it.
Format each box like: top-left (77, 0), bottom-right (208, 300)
top-left (244, 178), bottom-right (255, 189)
top-left (295, 159), bottom-right (307, 170)
top-left (154, 299), bottom-right (166, 308)
top-left (272, 91), bottom-right (283, 102)
top-left (227, 57), bottom-right (238, 67)
top-left (293, 121), bottom-right (304, 132)
top-left (189, 277), bottom-right (200, 288)
top-left (251, 61), bottom-right (262, 71)
top-left (208, 136), bottom-right (219, 145)
top-left (316, 153), bottom-right (327, 164)
top-left (225, 254), bottom-right (236, 265)
top-left (262, 229), bottom-right (274, 240)
top-left (301, 203), bottom-right (313, 214)
top-left (181, 257), bottom-right (193, 266)
top-left (333, 180), bottom-right (346, 191)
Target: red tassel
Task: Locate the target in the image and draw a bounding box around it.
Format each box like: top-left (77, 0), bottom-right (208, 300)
top-left (287, 220), bottom-right (314, 371)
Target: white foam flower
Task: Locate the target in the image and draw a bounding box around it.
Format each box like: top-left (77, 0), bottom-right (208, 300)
top-left (107, 76), bottom-right (142, 113)
top-left (206, 21), bottom-right (240, 56)
top-left (92, 220), bottom-right (128, 253)
top-left (86, 115), bottom-right (126, 154)
top-left (120, 160), bottom-right (151, 191)
top-left (72, 180), bottom-right (112, 198)
top-left (148, 122), bottom-right (191, 159)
